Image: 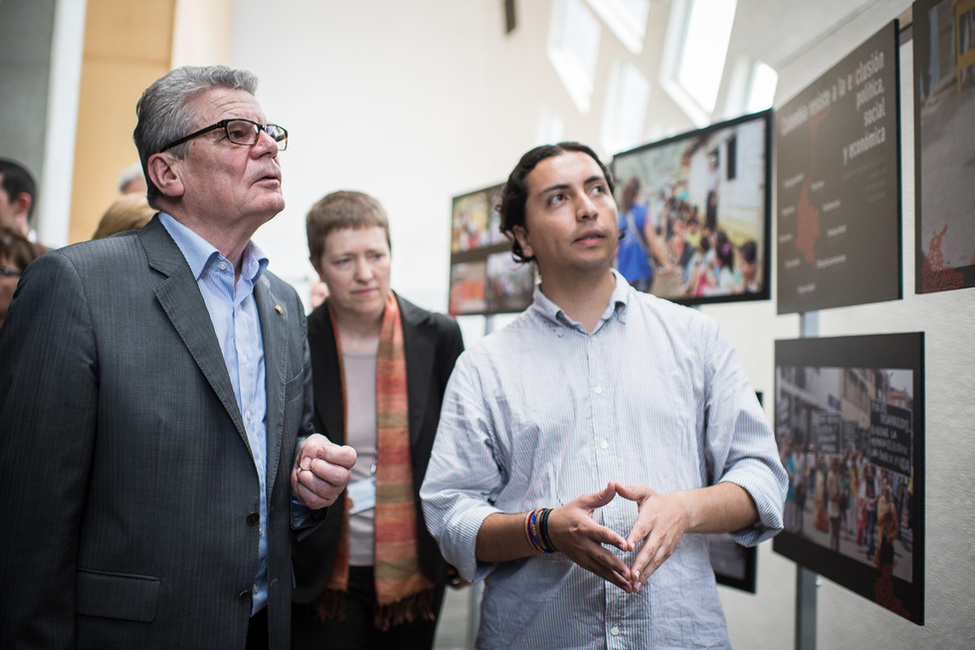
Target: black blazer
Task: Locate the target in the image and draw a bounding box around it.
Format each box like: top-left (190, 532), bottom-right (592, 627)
top-left (292, 292), bottom-right (464, 603)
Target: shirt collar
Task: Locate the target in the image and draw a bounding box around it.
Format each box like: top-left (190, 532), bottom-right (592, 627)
top-left (530, 268), bottom-right (631, 331)
top-left (159, 211), bottom-right (269, 283)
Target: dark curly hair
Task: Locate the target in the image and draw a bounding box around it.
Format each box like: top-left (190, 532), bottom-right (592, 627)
top-left (499, 142), bottom-right (614, 263)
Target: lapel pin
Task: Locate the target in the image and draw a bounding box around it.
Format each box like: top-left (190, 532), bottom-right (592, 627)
top-left (275, 305), bottom-right (283, 314)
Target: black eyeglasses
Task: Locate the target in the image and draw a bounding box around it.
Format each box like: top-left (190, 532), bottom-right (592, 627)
top-left (1, 265), bottom-right (22, 278)
top-left (158, 118), bottom-right (288, 153)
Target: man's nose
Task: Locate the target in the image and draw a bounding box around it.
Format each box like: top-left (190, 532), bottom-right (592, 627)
top-left (251, 127), bottom-right (279, 156)
top-left (575, 193), bottom-right (598, 220)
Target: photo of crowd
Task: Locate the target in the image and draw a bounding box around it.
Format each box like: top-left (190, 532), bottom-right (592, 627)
top-left (610, 110), bottom-right (770, 305)
top-left (773, 334), bottom-right (924, 624)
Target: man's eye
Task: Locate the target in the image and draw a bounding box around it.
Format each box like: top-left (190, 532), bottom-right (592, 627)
top-left (228, 125), bottom-right (252, 140)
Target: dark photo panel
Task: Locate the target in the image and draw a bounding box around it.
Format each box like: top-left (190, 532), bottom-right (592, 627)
top-left (610, 110), bottom-right (772, 307)
top-left (913, 0), bottom-right (975, 294)
top-left (774, 333), bottom-right (924, 625)
top-left (709, 534), bottom-right (757, 593)
top-left (776, 21), bottom-right (902, 314)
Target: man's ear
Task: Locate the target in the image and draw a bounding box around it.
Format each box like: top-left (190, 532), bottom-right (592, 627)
top-left (147, 153), bottom-right (185, 199)
top-left (12, 192), bottom-right (32, 219)
top-left (512, 225), bottom-right (533, 259)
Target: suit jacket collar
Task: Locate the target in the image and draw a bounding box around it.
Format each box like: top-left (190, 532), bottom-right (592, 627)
top-left (140, 216), bottom-right (277, 466)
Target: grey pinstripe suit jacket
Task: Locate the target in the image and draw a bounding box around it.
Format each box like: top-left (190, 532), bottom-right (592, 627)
top-left (0, 216), bottom-right (315, 649)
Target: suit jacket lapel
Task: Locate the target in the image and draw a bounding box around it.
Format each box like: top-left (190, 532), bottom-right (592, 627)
top-left (255, 275), bottom-right (284, 497)
top-left (140, 217), bottom-right (249, 448)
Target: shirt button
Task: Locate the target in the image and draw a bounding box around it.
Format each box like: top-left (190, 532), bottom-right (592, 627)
top-left (600, 440), bottom-right (609, 450)
top-left (219, 262), bottom-right (228, 271)
top-left (246, 512), bottom-right (260, 526)
top-left (238, 589), bottom-right (252, 602)
top-left (594, 386), bottom-right (603, 394)
top-left (610, 625), bottom-right (620, 636)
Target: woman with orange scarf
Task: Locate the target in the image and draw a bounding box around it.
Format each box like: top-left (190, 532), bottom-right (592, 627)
top-left (292, 191), bottom-right (464, 649)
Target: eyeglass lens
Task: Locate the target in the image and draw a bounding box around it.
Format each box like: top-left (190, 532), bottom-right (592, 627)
top-left (226, 120), bottom-right (287, 150)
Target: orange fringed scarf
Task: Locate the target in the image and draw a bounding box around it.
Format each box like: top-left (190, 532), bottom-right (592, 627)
top-left (315, 292), bottom-right (436, 630)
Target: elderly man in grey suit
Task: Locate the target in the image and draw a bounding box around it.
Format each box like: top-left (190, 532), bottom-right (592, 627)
top-left (0, 66), bottom-right (356, 649)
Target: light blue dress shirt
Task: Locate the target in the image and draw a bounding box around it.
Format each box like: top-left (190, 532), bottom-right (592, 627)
top-left (421, 270), bottom-right (787, 649)
top-left (160, 212), bottom-right (270, 615)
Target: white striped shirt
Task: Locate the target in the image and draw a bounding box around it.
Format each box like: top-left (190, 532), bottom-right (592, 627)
top-left (421, 270), bottom-right (786, 649)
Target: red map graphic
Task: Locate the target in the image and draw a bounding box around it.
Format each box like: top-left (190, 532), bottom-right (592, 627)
top-left (795, 182), bottom-right (819, 264)
top-left (794, 109), bottom-right (830, 264)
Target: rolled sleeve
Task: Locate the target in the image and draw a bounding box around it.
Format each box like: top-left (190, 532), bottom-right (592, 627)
top-left (420, 354), bottom-right (505, 583)
top-left (705, 324), bottom-right (788, 547)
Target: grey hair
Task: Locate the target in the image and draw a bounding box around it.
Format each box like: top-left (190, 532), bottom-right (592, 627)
top-left (133, 65), bottom-right (258, 208)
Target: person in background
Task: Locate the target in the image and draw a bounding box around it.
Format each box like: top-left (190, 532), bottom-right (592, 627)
top-left (0, 227), bottom-right (47, 328)
top-left (309, 280), bottom-right (330, 311)
top-left (826, 457), bottom-right (844, 552)
top-left (738, 239), bottom-right (760, 293)
top-left (92, 192), bottom-right (156, 239)
top-left (293, 191), bottom-right (464, 649)
top-left (0, 65), bottom-right (355, 650)
top-left (861, 464), bottom-right (880, 560)
top-left (874, 477), bottom-right (898, 572)
top-left (118, 160), bottom-right (149, 195)
top-left (616, 176), bottom-right (655, 292)
top-left (420, 142), bottom-right (786, 648)
top-left (0, 158), bottom-right (38, 241)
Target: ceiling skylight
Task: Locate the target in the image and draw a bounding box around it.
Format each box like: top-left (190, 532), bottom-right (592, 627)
top-left (547, 0), bottom-right (602, 113)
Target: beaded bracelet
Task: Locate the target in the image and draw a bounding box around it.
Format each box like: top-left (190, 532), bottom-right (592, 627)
top-left (525, 508), bottom-right (543, 552)
top-left (524, 508), bottom-right (557, 554)
top-left (539, 507), bottom-right (557, 553)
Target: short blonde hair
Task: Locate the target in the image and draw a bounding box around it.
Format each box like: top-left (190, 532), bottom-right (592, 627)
top-left (92, 194), bottom-right (156, 239)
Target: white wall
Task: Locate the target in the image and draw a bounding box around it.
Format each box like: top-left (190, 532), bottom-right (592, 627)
top-left (230, 1), bottom-right (975, 646)
top-left (232, 0), bottom-right (566, 312)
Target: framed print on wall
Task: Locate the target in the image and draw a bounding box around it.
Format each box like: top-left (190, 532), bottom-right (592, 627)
top-left (773, 333), bottom-right (924, 625)
top-left (913, 0), bottom-right (975, 293)
top-left (775, 21), bottom-right (902, 314)
top-left (447, 183), bottom-right (534, 316)
top-left (610, 109), bottom-right (772, 307)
